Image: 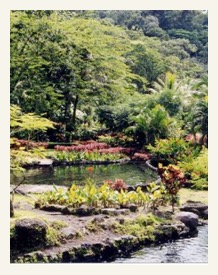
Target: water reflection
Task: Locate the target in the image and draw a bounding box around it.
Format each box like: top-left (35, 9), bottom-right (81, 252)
top-left (10, 163), bottom-right (157, 187)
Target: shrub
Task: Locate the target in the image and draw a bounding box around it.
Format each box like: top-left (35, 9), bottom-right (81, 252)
top-left (147, 138), bottom-right (189, 163)
top-left (147, 137), bottom-right (201, 165)
top-left (105, 179), bottom-right (127, 191)
top-left (98, 134), bottom-right (134, 147)
top-left (157, 164), bottom-right (186, 212)
top-left (178, 146), bottom-right (208, 190)
top-left (10, 139), bottom-right (48, 150)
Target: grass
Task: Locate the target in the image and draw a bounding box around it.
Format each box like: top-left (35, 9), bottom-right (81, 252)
top-left (13, 194), bottom-right (39, 206)
top-left (11, 209), bottom-right (40, 221)
top-left (111, 213), bottom-right (163, 240)
top-left (179, 188), bottom-right (208, 204)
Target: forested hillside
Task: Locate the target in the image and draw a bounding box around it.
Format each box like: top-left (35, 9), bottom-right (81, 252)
top-left (93, 10), bottom-right (208, 65)
top-left (10, 10), bottom-right (208, 145)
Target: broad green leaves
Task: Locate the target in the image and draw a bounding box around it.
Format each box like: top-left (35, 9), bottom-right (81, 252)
top-left (10, 105), bottom-right (54, 139)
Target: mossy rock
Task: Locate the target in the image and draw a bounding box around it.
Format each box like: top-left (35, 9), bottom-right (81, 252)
top-left (11, 218), bottom-right (48, 251)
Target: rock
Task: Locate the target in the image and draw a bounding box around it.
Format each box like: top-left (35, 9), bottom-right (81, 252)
top-left (198, 219), bottom-right (208, 226)
top-left (127, 185), bottom-right (135, 192)
top-left (74, 244), bottom-right (96, 261)
top-left (102, 240), bottom-right (119, 259)
top-left (146, 160), bottom-right (158, 171)
top-left (38, 159), bottom-right (53, 166)
top-left (76, 206), bottom-right (96, 216)
top-left (175, 211), bottom-right (199, 230)
top-left (179, 201), bottom-right (208, 219)
top-left (60, 227), bottom-right (78, 240)
top-left (171, 222), bottom-right (195, 238)
top-left (10, 184), bottom-right (68, 194)
top-left (61, 207), bottom-right (76, 215)
top-left (129, 204), bottom-right (138, 212)
top-left (12, 218), bottom-right (48, 250)
top-left (91, 242), bottom-right (106, 256)
top-left (117, 218), bottom-right (125, 224)
top-left (178, 225), bottom-right (193, 238)
top-left (41, 204), bottom-right (65, 212)
top-left (158, 224), bottom-right (179, 240)
top-left (202, 209), bottom-right (208, 219)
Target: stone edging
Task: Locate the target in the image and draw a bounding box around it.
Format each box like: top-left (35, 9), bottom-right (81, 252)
top-left (23, 158), bottom-right (131, 168)
top-left (11, 221), bottom-right (198, 263)
top-left (145, 160), bottom-right (161, 185)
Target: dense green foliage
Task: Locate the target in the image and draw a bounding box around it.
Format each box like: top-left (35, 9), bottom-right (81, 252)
top-left (11, 10), bottom-right (207, 145)
top-left (178, 147), bottom-right (208, 190)
top-left (10, 11), bottom-right (208, 193)
top-left (93, 10), bottom-right (208, 64)
top-left (148, 138), bottom-right (207, 190)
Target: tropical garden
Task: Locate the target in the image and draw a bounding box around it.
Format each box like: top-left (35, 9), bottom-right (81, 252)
top-left (10, 10), bottom-right (208, 263)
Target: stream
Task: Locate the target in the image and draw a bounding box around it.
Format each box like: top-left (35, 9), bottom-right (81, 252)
top-left (114, 225), bottom-right (208, 263)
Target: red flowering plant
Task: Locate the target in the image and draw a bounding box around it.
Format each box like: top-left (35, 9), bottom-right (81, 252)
top-left (104, 179), bottom-right (127, 192)
top-left (157, 164), bottom-right (186, 212)
top-left (54, 142), bottom-right (108, 152)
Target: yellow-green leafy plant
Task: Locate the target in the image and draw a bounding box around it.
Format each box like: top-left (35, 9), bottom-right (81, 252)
top-left (146, 182), bottom-right (168, 211)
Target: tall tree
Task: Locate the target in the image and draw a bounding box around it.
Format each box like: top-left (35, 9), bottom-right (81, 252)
top-left (11, 11), bottom-right (140, 139)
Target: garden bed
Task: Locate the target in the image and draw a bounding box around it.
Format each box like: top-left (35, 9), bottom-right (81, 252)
top-left (10, 186), bottom-right (208, 263)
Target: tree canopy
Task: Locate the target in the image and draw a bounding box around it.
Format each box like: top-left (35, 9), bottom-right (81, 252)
top-left (10, 10), bottom-right (208, 145)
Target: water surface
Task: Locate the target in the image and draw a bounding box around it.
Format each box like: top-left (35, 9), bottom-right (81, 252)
top-left (10, 162), bottom-right (157, 187)
top-left (114, 225), bottom-right (208, 263)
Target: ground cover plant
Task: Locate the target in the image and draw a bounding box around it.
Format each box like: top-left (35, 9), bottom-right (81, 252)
top-left (35, 177), bottom-right (169, 213)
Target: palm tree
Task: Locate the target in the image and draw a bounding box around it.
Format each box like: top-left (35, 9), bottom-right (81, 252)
top-left (148, 72), bottom-right (179, 94)
top-left (191, 98), bottom-right (208, 146)
top-left (189, 76), bottom-right (208, 146)
top-left (127, 104), bottom-right (176, 146)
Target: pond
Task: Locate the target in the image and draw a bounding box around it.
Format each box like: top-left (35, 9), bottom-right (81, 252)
top-left (10, 162), bottom-right (157, 187)
top-left (114, 225), bottom-right (208, 263)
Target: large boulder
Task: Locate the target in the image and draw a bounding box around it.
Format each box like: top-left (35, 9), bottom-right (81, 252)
top-left (11, 218), bottom-right (48, 251)
top-left (202, 209), bottom-right (208, 219)
top-left (179, 201), bottom-right (208, 219)
top-left (175, 212), bottom-right (199, 230)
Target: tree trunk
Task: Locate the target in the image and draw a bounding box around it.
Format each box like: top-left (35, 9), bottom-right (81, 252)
top-left (10, 197), bottom-right (14, 217)
top-left (65, 93), bottom-right (79, 134)
top-left (72, 95), bottom-right (79, 126)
